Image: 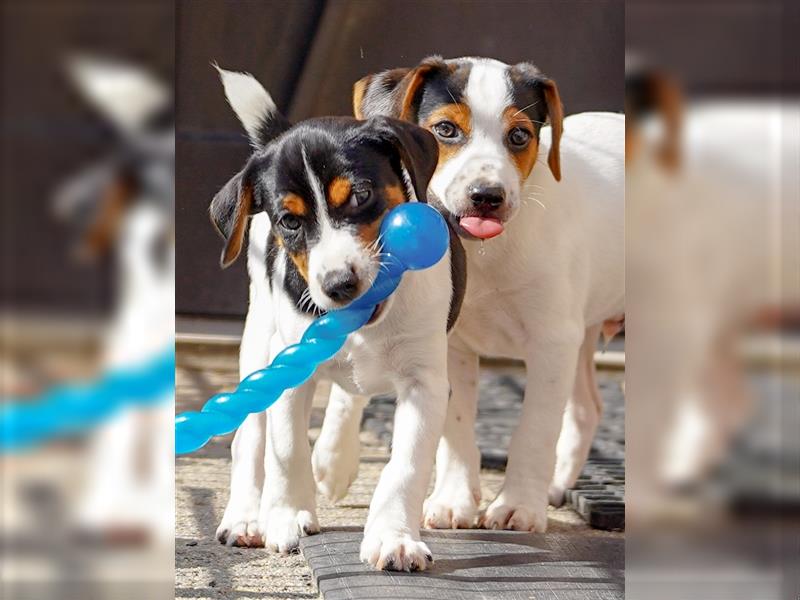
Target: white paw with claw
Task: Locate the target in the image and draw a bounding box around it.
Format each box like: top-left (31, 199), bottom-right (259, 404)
top-left (423, 484), bottom-right (479, 529)
top-left (360, 528), bottom-right (434, 571)
top-left (480, 491), bottom-right (548, 532)
top-left (216, 500), bottom-right (264, 547)
top-left (262, 506), bottom-right (319, 554)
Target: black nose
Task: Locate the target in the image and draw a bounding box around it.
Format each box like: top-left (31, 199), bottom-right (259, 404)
top-left (321, 268), bottom-right (360, 302)
top-left (469, 183), bottom-right (505, 210)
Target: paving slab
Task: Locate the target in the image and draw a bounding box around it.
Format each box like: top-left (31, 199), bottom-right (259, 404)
top-left (301, 528), bottom-right (623, 600)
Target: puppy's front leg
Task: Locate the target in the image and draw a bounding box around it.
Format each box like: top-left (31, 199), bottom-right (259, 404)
top-left (216, 291), bottom-right (272, 547)
top-left (423, 337), bottom-right (482, 528)
top-left (482, 322), bottom-right (584, 532)
top-left (360, 364), bottom-right (448, 571)
top-left (260, 342), bottom-right (319, 553)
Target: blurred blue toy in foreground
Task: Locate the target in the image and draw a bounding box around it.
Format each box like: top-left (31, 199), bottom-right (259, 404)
top-left (1, 346), bottom-right (175, 452)
top-left (175, 202), bottom-right (449, 454)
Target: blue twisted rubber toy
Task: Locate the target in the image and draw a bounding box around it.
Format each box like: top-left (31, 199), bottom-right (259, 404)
top-left (175, 203), bottom-right (449, 455)
top-left (1, 346), bottom-right (175, 453)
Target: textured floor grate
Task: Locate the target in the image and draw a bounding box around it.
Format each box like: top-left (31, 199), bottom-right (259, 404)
top-left (362, 368), bottom-right (626, 530)
top-left (564, 458), bottom-right (625, 531)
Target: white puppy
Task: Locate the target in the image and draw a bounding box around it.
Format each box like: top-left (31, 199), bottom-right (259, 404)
top-left (314, 56), bottom-right (625, 531)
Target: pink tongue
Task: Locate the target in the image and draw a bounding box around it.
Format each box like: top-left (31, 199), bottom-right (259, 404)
top-left (459, 216), bottom-right (504, 239)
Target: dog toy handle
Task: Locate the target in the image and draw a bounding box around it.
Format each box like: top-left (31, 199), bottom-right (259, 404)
top-left (175, 203), bottom-right (449, 454)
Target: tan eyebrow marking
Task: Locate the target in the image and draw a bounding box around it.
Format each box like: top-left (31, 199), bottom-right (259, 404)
top-left (422, 103), bottom-right (472, 166)
top-left (282, 193), bottom-right (308, 216)
top-left (328, 177), bottom-right (352, 207)
top-left (423, 103), bottom-right (472, 137)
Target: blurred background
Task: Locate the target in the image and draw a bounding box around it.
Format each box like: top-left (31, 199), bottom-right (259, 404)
top-left (174, 0), bottom-right (623, 321)
top-left (2, 2), bottom-right (174, 599)
top-left (625, 1), bottom-right (799, 599)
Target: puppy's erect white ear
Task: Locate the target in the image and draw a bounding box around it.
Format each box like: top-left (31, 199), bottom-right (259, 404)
top-left (215, 65), bottom-right (288, 147)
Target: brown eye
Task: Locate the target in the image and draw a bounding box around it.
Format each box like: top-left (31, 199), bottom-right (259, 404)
top-left (433, 120), bottom-right (459, 139)
top-left (508, 127), bottom-right (532, 148)
top-left (349, 187), bottom-right (372, 209)
top-left (279, 215), bottom-right (301, 231)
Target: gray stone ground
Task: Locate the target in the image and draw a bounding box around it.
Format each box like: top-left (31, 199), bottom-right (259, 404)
top-left (175, 344), bottom-right (624, 600)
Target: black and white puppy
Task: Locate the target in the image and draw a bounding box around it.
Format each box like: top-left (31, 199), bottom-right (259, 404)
top-left (210, 69), bottom-right (465, 571)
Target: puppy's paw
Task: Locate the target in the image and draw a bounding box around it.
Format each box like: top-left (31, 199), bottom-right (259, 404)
top-left (216, 504), bottom-right (264, 547)
top-left (479, 496), bottom-right (548, 532)
top-left (423, 487), bottom-right (479, 529)
top-left (312, 433), bottom-right (360, 502)
top-left (547, 484), bottom-right (567, 508)
top-left (360, 529), bottom-right (434, 572)
top-left (549, 457), bottom-right (583, 507)
top-left (263, 506), bottom-right (319, 555)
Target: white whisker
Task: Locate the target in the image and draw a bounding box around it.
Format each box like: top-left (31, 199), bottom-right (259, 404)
top-left (512, 100), bottom-right (539, 117)
top-left (446, 89), bottom-right (465, 116)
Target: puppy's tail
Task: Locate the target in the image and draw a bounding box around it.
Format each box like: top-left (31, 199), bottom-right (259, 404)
top-left (213, 63), bottom-right (291, 148)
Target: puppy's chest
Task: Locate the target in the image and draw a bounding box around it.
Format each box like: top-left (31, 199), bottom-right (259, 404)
top-left (454, 258), bottom-right (533, 359)
top-left (317, 336), bottom-right (395, 397)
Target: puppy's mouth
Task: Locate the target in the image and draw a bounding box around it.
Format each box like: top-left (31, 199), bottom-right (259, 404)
top-left (365, 300), bottom-right (387, 326)
top-left (458, 215), bottom-right (504, 239)
top-left (428, 192), bottom-right (506, 240)
top-left (443, 211), bottom-right (505, 241)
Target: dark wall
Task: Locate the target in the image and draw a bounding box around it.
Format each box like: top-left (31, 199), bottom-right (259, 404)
top-left (1, 1), bottom-right (174, 314)
top-left (176, 0), bottom-right (625, 318)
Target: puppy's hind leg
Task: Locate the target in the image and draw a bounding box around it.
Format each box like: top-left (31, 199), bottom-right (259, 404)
top-left (312, 384), bottom-right (368, 502)
top-left (423, 338), bottom-right (481, 529)
top-left (549, 324), bottom-right (604, 506)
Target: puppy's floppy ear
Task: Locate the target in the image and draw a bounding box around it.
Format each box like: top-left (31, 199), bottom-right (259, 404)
top-left (369, 116), bottom-right (439, 202)
top-left (625, 68), bottom-right (682, 170)
top-left (53, 161), bottom-right (138, 261)
top-left (209, 161), bottom-right (261, 268)
top-left (353, 55), bottom-right (447, 121)
top-left (214, 65), bottom-right (291, 148)
top-left (541, 79), bottom-right (564, 181)
top-left (510, 63), bottom-right (564, 181)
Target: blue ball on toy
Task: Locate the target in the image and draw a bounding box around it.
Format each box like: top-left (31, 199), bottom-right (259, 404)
top-left (381, 202), bottom-right (450, 271)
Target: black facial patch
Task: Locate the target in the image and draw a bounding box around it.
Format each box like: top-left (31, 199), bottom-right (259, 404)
top-left (414, 61), bottom-right (472, 126)
top-left (507, 63), bottom-right (552, 137)
top-left (253, 117), bottom-right (419, 315)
